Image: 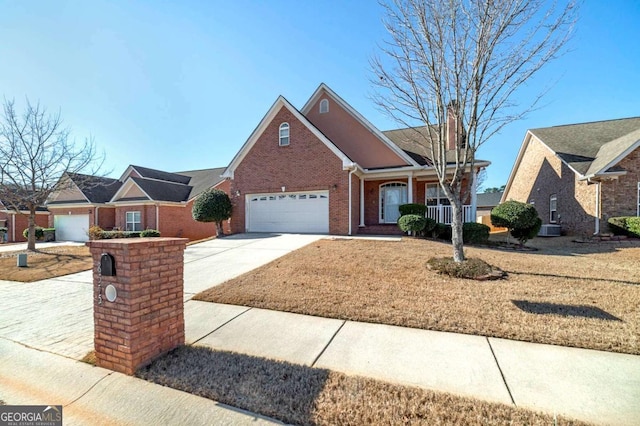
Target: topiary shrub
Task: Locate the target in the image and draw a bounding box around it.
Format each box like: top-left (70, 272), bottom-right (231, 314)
top-left (491, 200), bottom-right (541, 245)
top-left (399, 203), bottom-right (427, 217)
top-left (192, 189), bottom-right (232, 237)
top-left (398, 214), bottom-right (427, 235)
top-left (608, 217), bottom-right (640, 237)
top-left (423, 217), bottom-right (437, 235)
top-left (88, 226), bottom-right (104, 240)
top-left (140, 229), bottom-right (161, 237)
top-left (432, 223), bottom-right (452, 240)
top-left (101, 230), bottom-right (141, 239)
top-left (462, 222), bottom-right (490, 244)
top-left (0, 227), bottom-right (7, 243)
top-left (23, 226), bottom-right (44, 241)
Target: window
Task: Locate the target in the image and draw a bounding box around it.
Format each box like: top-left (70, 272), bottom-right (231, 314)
top-left (279, 122), bottom-right (290, 146)
top-left (425, 183), bottom-right (450, 206)
top-left (549, 194), bottom-right (557, 223)
top-left (380, 182), bottom-right (408, 223)
top-left (319, 99), bottom-right (329, 114)
top-left (125, 211), bottom-right (141, 231)
top-left (637, 182), bottom-right (640, 216)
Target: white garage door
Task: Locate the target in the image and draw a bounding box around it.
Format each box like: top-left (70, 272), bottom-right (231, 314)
top-left (247, 191), bottom-right (329, 233)
top-left (54, 214), bottom-right (90, 242)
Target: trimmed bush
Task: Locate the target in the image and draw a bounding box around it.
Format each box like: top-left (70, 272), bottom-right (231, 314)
top-left (192, 189), bottom-right (232, 236)
top-left (140, 229), bottom-right (161, 237)
top-left (423, 217), bottom-right (437, 235)
top-left (398, 214), bottom-right (427, 235)
top-left (491, 200), bottom-right (541, 245)
top-left (433, 223), bottom-right (452, 240)
top-left (88, 226), bottom-right (104, 240)
top-left (101, 231), bottom-right (142, 239)
top-left (399, 203), bottom-right (427, 217)
top-left (23, 226), bottom-right (44, 240)
top-left (462, 222), bottom-right (490, 244)
top-left (608, 217), bottom-right (640, 237)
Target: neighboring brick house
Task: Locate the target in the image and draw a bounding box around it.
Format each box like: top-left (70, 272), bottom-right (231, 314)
top-left (223, 83), bottom-right (489, 235)
top-left (502, 117), bottom-right (640, 235)
top-left (0, 201), bottom-right (49, 243)
top-left (47, 165), bottom-right (228, 241)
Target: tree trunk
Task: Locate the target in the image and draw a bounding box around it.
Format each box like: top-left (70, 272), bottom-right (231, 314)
top-left (216, 221), bottom-right (224, 238)
top-left (27, 208), bottom-right (36, 251)
top-left (450, 201), bottom-right (465, 262)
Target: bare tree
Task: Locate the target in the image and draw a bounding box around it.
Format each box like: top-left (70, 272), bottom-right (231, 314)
top-left (371, 0), bottom-right (577, 261)
top-left (0, 98), bottom-right (104, 250)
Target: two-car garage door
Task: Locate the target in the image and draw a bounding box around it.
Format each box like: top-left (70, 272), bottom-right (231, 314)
top-left (246, 191), bottom-right (329, 233)
top-left (54, 214), bottom-right (90, 242)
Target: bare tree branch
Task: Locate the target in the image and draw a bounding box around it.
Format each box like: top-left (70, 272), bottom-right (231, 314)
top-left (371, 0), bottom-right (578, 261)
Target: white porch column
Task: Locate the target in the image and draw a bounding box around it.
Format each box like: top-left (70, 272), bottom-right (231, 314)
top-left (470, 168), bottom-right (478, 222)
top-left (359, 178), bottom-right (365, 227)
top-left (407, 173), bottom-right (413, 203)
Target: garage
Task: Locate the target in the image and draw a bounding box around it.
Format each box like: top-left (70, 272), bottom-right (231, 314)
top-left (54, 214), bottom-right (90, 242)
top-left (246, 191), bottom-right (329, 233)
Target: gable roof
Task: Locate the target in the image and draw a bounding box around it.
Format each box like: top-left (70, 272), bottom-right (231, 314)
top-left (111, 166), bottom-right (225, 203)
top-left (529, 116), bottom-right (640, 177)
top-left (67, 173), bottom-right (123, 203)
top-left (301, 83), bottom-right (420, 169)
top-left (223, 96), bottom-right (355, 179)
top-left (476, 191), bottom-right (503, 208)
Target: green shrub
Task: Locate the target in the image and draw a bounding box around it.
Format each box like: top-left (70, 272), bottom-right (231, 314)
top-left (398, 214), bottom-right (427, 235)
top-left (423, 217), bottom-right (437, 235)
top-left (192, 189), bottom-right (232, 236)
top-left (0, 227), bottom-right (7, 234)
top-left (399, 203), bottom-right (427, 217)
top-left (23, 226), bottom-right (44, 240)
top-left (608, 217), bottom-right (640, 237)
top-left (101, 230), bottom-right (141, 239)
top-left (140, 229), bottom-right (161, 237)
top-left (433, 223), bottom-right (452, 240)
top-left (491, 201), bottom-right (541, 245)
top-left (462, 222), bottom-right (490, 244)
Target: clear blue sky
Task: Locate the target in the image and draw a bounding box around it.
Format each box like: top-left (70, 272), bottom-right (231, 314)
top-left (1, 1), bottom-right (638, 190)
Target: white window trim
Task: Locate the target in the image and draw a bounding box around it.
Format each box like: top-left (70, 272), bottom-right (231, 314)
top-left (319, 99), bottom-right (329, 114)
top-left (549, 194), bottom-right (557, 224)
top-left (379, 182), bottom-right (408, 223)
top-left (279, 122), bottom-right (290, 146)
top-left (126, 211), bottom-right (141, 232)
top-left (637, 182), bottom-right (640, 216)
top-left (424, 183), bottom-right (451, 206)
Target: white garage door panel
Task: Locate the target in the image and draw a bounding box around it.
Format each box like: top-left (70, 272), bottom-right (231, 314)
top-left (247, 191), bottom-right (329, 233)
top-left (54, 214), bottom-right (90, 242)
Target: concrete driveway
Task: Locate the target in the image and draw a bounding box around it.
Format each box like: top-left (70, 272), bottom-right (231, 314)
top-left (0, 233), bottom-right (323, 359)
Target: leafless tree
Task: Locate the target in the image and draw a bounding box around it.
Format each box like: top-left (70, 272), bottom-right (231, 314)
top-left (371, 0), bottom-right (577, 262)
top-left (0, 98), bottom-right (104, 250)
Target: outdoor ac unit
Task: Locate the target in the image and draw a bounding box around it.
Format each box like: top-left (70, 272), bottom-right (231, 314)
top-left (538, 224), bottom-right (561, 237)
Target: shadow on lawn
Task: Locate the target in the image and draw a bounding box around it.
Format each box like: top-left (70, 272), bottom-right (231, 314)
top-left (505, 270), bottom-right (639, 286)
top-left (136, 346), bottom-right (329, 425)
top-left (512, 300), bottom-right (622, 321)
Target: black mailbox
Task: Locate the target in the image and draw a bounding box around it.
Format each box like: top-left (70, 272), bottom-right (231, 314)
top-left (100, 253), bottom-right (116, 276)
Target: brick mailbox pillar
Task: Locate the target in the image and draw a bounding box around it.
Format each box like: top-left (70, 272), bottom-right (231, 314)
top-left (88, 237), bottom-right (188, 375)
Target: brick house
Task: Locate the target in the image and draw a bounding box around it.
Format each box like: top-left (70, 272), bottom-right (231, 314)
top-left (0, 201), bottom-right (49, 243)
top-left (47, 165), bottom-right (228, 241)
top-left (502, 117), bottom-right (640, 235)
top-left (223, 83), bottom-right (489, 235)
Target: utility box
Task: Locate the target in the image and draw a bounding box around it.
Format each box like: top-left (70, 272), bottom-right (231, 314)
top-left (87, 237), bottom-right (188, 375)
top-left (17, 253), bottom-right (27, 267)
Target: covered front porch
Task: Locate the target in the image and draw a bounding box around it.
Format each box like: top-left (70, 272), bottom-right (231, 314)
top-left (355, 169), bottom-right (478, 235)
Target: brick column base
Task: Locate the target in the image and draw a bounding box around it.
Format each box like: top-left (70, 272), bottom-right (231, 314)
top-left (88, 237), bottom-right (188, 375)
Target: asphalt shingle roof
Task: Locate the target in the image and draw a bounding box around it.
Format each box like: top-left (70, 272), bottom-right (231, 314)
top-left (529, 117), bottom-right (640, 177)
top-left (130, 165), bottom-right (192, 185)
top-left (67, 173), bottom-right (122, 203)
top-left (129, 177), bottom-right (193, 202)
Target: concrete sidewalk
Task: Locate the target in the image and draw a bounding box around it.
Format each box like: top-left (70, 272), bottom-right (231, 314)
top-left (0, 338), bottom-right (280, 425)
top-left (186, 301), bottom-right (640, 426)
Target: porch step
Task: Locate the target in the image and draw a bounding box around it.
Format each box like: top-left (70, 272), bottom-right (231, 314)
top-left (357, 224), bottom-right (404, 236)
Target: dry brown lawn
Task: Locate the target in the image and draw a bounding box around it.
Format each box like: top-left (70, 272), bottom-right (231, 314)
top-left (138, 346), bottom-right (589, 426)
top-left (0, 246), bottom-right (92, 282)
top-left (196, 237), bottom-right (640, 355)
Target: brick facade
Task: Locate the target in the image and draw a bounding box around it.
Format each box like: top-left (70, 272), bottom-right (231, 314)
top-left (505, 136), bottom-right (599, 235)
top-left (229, 106), bottom-right (353, 234)
top-left (0, 211), bottom-right (49, 242)
top-left (88, 238), bottom-right (187, 375)
top-left (600, 146), bottom-right (640, 221)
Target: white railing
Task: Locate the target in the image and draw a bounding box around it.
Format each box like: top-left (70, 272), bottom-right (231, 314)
top-left (427, 205), bottom-right (473, 224)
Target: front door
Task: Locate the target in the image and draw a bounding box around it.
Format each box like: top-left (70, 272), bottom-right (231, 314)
top-left (380, 183), bottom-right (407, 223)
